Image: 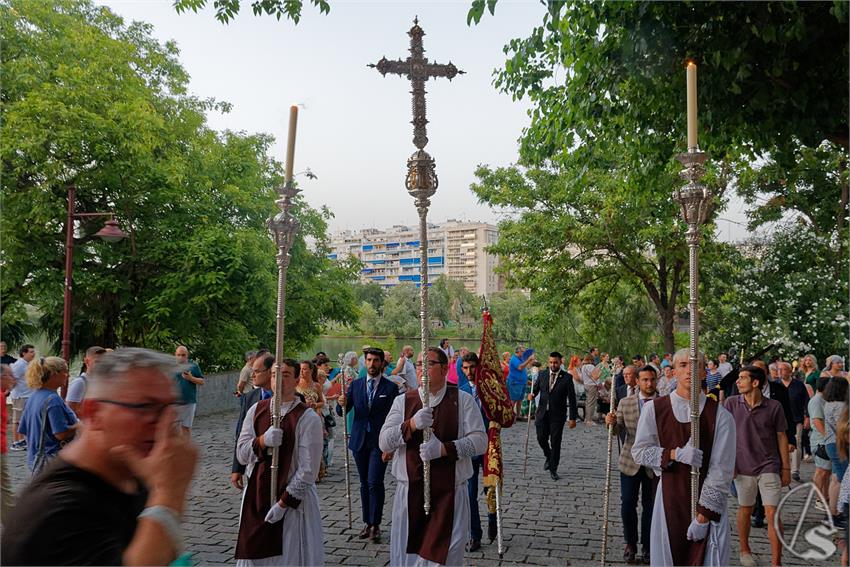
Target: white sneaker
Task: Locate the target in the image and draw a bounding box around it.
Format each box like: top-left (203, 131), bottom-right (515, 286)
top-left (740, 553), bottom-right (758, 567)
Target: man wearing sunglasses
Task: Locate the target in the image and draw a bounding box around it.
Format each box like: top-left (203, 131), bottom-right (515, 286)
top-left (2, 348), bottom-right (198, 566)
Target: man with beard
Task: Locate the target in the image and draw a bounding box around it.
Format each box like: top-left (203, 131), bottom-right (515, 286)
top-left (337, 347), bottom-right (400, 543)
top-left (529, 352), bottom-right (577, 481)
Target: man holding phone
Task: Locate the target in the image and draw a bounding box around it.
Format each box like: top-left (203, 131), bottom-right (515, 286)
top-left (174, 346), bottom-right (205, 434)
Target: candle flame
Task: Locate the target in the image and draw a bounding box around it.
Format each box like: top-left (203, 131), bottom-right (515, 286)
top-left (686, 60), bottom-right (697, 69)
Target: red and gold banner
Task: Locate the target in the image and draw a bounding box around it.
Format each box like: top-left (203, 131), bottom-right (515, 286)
top-left (474, 310), bottom-right (515, 486)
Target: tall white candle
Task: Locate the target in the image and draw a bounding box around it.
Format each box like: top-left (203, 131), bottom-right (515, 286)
top-left (687, 62), bottom-right (697, 149)
top-left (285, 105), bottom-right (298, 183)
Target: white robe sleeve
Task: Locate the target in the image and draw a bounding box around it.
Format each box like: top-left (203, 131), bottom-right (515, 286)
top-left (453, 391), bottom-right (488, 458)
top-left (285, 410), bottom-right (323, 501)
top-left (699, 404), bottom-right (736, 516)
top-left (379, 394), bottom-right (407, 453)
top-left (236, 402), bottom-right (260, 466)
top-left (631, 400), bottom-right (664, 472)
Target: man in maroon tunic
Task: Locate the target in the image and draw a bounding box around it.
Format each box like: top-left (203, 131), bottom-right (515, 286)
top-left (379, 347), bottom-right (488, 566)
top-left (631, 348), bottom-right (736, 566)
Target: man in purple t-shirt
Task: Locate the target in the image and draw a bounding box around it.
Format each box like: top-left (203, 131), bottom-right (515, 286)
top-left (724, 365), bottom-right (791, 567)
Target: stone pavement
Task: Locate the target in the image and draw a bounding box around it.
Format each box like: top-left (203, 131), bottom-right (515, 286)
top-left (7, 409), bottom-right (832, 566)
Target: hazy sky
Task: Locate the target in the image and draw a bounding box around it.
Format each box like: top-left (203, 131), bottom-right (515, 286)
top-left (100, 0), bottom-right (750, 240)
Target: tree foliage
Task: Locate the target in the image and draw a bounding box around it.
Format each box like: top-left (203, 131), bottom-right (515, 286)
top-left (472, 1), bottom-right (847, 353)
top-left (494, 1), bottom-right (848, 164)
top-left (0, 0), bottom-right (357, 370)
top-left (703, 225), bottom-right (849, 361)
top-left (173, 0), bottom-right (329, 24)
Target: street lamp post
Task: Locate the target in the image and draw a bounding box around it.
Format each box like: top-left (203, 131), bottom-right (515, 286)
top-left (61, 184), bottom-right (127, 388)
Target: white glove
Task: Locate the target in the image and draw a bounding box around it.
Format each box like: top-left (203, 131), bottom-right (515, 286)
top-left (264, 502), bottom-right (286, 524)
top-left (419, 434), bottom-right (443, 462)
top-left (686, 517), bottom-right (709, 541)
top-left (263, 427), bottom-right (283, 448)
top-left (412, 407), bottom-right (433, 430)
top-left (674, 441), bottom-right (703, 468)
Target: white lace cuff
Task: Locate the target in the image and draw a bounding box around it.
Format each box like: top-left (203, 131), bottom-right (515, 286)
top-left (453, 437), bottom-right (481, 459)
top-left (633, 446), bottom-right (663, 469)
top-left (699, 485), bottom-right (726, 515)
top-left (286, 477), bottom-right (309, 500)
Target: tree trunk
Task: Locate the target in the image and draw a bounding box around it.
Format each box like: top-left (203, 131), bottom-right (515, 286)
top-left (660, 306), bottom-right (676, 354)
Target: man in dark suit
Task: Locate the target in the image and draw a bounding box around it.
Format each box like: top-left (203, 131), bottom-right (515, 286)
top-left (230, 352), bottom-right (273, 490)
top-left (530, 351), bottom-right (578, 480)
top-left (337, 347), bottom-right (400, 542)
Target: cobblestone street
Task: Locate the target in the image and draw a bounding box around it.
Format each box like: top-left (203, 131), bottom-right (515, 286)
top-left (8, 408), bottom-right (828, 566)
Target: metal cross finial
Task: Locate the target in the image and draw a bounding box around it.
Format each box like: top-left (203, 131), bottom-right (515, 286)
top-left (368, 18), bottom-right (465, 150)
top-left (369, 17), bottom-right (463, 518)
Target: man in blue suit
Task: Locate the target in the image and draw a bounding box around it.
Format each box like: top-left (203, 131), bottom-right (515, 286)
top-left (337, 347), bottom-right (401, 543)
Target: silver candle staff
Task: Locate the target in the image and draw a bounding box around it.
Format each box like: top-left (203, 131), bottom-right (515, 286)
top-left (674, 148), bottom-right (711, 518)
top-left (268, 105), bottom-right (301, 507)
top-left (370, 17), bottom-right (463, 515)
top-left (337, 353), bottom-right (353, 530)
top-left (600, 382), bottom-right (618, 565)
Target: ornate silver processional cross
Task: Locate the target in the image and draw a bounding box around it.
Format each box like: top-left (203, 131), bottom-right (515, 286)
top-left (369, 17), bottom-right (463, 517)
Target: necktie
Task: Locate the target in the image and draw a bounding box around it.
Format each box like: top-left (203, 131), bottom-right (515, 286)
top-left (629, 385), bottom-right (635, 397)
top-left (549, 370), bottom-right (557, 391)
top-left (367, 379), bottom-right (375, 409)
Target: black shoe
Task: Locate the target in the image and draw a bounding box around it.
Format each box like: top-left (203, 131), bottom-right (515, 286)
top-left (550, 470), bottom-right (560, 481)
top-left (544, 458), bottom-right (550, 471)
top-left (751, 517), bottom-right (765, 528)
top-left (792, 472), bottom-right (801, 482)
top-left (369, 526), bottom-right (382, 543)
top-left (358, 525), bottom-right (371, 539)
top-left (640, 548), bottom-right (650, 564)
top-left (467, 539), bottom-right (481, 552)
top-left (623, 544), bottom-right (637, 564)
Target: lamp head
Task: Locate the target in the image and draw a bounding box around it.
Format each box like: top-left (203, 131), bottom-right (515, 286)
top-left (95, 219), bottom-right (127, 243)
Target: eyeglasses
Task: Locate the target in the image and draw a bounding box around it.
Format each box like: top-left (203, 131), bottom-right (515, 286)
top-left (94, 399), bottom-right (186, 418)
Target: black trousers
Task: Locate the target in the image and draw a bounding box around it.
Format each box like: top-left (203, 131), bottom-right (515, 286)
top-left (535, 415), bottom-right (565, 472)
top-left (620, 468), bottom-right (655, 548)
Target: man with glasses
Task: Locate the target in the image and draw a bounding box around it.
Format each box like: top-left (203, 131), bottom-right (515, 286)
top-left (230, 353), bottom-right (274, 491)
top-left (173, 346), bottom-right (205, 435)
top-left (380, 347), bottom-right (488, 566)
top-left (2, 348), bottom-right (198, 565)
top-left (336, 347), bottom-right (400, 543)
top-left (235, 358), bottom-right (324, 566)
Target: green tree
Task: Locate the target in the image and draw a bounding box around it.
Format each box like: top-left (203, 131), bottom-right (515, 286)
top-left (703, 225), bottom-right (849, 362)
top-left (491, 1), bottom-right (847, 164)
top-left (0, 0), bottom-right (357, 370)
top-left (173, 0), bottom-right (328, 23)
top-left (352, 282), bottom-right (386, 314)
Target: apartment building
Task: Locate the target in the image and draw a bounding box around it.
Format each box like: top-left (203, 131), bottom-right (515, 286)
top-left (328, 220), bottom-right (504, 297)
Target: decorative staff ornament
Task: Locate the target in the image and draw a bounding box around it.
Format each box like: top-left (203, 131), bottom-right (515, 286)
top-left (268, 105), bottom-right (301, 507)
top-left (600, 383), bottom-right (619, 565)
top-left (674, 60), bottom-right (712, 519)
top-left (370, 16), bottom-right (463, 515)
top-left (337, 353), bottom-right (353, 530)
